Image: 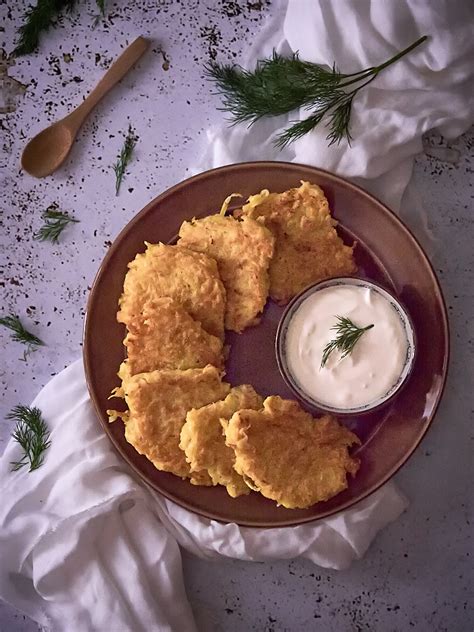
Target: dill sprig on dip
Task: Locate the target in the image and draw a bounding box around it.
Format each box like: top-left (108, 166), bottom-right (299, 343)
top-left (113, 124), bottom-right (138, 196)
top-left (321, 316), bottom-right (374, 368)
top-left (13, 0), bottom-right (78, 57)
top-left (206, 35), bottom-right (428, 148)
top-left (0, 314), bottom-right (45, 360)
top-left (7, 405), bottom-right (51, 472)
top-left (34, 204), bottom-right (79, 243)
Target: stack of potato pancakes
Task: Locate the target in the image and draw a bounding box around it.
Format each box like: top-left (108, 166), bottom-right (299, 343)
top-left (109, 182), bottom-right (360, 509)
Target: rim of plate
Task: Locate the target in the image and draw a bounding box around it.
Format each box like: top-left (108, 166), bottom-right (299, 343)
top-left (83, 161), bottom-right (450, 527)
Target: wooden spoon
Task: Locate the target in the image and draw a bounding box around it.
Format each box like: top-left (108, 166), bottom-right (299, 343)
top-left (21, 36), bottom-right (149, 178)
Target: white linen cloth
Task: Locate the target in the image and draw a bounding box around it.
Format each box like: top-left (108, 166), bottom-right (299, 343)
top-left (1, 1), bottom-right (473, 630)
top-left (0, 361), bottom-right (406, 632)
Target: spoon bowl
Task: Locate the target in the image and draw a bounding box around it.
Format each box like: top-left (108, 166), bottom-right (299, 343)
top-left (21, 121), bottom-right (75, 178)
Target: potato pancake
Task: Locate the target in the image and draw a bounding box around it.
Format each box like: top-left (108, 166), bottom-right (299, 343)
top-left (117, 243), bottom-right (226, 339)
top-left (122, 297), bottom-right (224, 375)
top-left (224, 396), bottom-right (360, 509)
top-left (122, 365), bottom-right (230, 482)
top-left (180, 385), bottom-right (263, 497)
top-left (178, 214), bottom-right (274, 332)
top-left (236, 181), bottom-right (356, 304)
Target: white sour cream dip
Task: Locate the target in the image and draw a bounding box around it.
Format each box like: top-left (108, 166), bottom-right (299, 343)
top-left (285, 284), bottom-right (410, 410)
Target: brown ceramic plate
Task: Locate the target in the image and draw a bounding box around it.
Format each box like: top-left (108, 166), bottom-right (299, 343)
top-left (83, 162), bottom-right (449, 528)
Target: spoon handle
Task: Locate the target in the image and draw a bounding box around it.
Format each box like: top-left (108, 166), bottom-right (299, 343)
top-left (66, 36), bottom-right (149, 129)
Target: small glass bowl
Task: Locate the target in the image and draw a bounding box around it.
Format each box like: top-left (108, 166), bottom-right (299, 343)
top-left (275, 277), bottom-right (416, 416)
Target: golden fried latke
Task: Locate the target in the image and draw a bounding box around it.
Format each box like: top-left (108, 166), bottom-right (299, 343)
top-left (236, 181), bottom-right (356, 304)
top-left (122, 297), bottom-right (224, 376)
top-left (117, 243), bottom-right (226, 339)
top-left (224, 396), bottom-right (360, 509)
top-left (122, 365), bottom-right (230, 483)
top-left (178, 214), bottom-right (274, 332)
top-left (180, 385), bottom-right (263, 497)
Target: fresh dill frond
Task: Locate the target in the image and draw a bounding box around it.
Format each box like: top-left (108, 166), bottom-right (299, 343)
top-left (7, 405), bottom-right (51, 472)
top-left (92, 0), bottom-right (106, 28)
top-left (275, 107), bottom-right (329, 148)
top-left (326, 93), bottom-right (355, 146)
top-left (13, 0), bottom-right (78, 57)
top-left (96, 0), bottom-right (106, 16)
top-left (33, 204), bottom-right (79, 243)
top-left (206, 52), bottom-right (342, 125)
top-left (0, 314), bottom-right (45, 360)
top-left (207, 36), bottom-right (428, 148)
top-left (321, 316), bottom-right (374, 368)
top-left (113, 124), bottom-right (138, 196)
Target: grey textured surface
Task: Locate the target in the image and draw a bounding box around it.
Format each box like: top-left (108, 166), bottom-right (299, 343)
top-left (1, 1), bottom-right (473, 631)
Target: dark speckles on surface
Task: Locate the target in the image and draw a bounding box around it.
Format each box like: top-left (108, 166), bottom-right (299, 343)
top-left (1, 1), bottom-right (473, 631)
top-left (0, 49), bottom-right (27, 114)
top-left (199, 24), bottom-right (223, 61)
top-left (221, 1), bottom-right (244, 18)
top-left (155, 46), bottom-right (171, 71)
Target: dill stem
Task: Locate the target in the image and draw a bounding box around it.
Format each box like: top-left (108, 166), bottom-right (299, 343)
top-left (374, 35), bottom-right (428, 72)
top-left (338, 35), bottom-right (428, 89)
